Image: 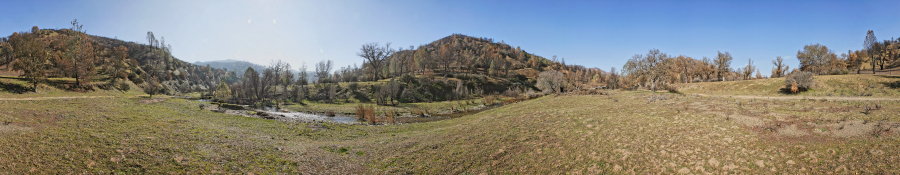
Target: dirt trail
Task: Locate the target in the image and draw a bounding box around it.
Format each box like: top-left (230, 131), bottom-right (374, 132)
top-left (694, 94), bottom-right (900, 101)
top-left (0, 96), bottom-right (115, 101)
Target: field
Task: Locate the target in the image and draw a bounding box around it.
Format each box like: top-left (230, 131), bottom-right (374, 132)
top-left (1, 75), bottom-right (899, 174)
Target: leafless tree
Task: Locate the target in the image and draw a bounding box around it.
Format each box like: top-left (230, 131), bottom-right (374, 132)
top-left (358, 42), bottom-right (394, 80)
top-left (315, 60), bottom-right (333, 84)
top-left (771, 56), bottom-right (788, 78)
top-left (864, 30), bottom-right (877, 74)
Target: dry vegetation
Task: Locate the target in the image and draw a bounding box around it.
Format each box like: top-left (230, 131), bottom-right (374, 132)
top-left (676, 74), bottom-right (900, 97)
top-left (1, 81), bottom-right (897, 173)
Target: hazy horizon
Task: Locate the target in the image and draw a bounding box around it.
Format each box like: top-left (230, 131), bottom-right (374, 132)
top-left (2, 0), bottom-right (899, 75)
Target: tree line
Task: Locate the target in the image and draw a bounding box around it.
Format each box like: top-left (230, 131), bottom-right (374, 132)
top-left (613, 30), bottom-right (899, 91)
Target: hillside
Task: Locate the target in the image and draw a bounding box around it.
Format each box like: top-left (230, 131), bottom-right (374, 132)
top-left (0, 27), bottom-right (234, 94)
top-left (366, 34), bottom-right (605, 92)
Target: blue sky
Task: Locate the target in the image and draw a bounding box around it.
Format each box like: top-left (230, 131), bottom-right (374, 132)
top-left (1, 0), bottom-right (899, 75)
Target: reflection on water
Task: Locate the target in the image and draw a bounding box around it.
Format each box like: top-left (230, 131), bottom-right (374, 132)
top-left (265, 111), bottom-right (359, 124)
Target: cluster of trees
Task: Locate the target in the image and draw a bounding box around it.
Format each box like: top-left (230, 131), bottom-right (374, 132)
top-left (209, 34), bottom-right (611, 106)
top-left (615, 30), bottom-right (899, 91)
top-left (0, 20), bottom-right (235, 95)
top-left (850, 30), bottom-right (900, 73)
top-left (619, 49), bottom-right (763, 90)
top-left (0, 20), bottom-right (135, 91)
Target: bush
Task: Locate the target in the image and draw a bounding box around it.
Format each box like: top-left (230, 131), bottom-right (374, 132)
top-left (783, 71), bottom-right (815, 93)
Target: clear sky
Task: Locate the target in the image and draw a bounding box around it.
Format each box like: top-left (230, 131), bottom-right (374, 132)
top-left (1, 0), bottom-right (899, 75)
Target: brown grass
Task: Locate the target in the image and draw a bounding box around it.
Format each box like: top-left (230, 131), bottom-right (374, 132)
top-left (384, 110), bottom-right (397, 124)
top-left (355, 105), bottom-right (377, 124)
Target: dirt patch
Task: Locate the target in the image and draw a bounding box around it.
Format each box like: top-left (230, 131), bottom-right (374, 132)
top-left (727, 114), bottom-right (767, 127)
top-left (0, 123), bottom-right (32, 133)
top-left (776, 124), bottom-right (809, 137)
top-left (818, 120), bottom-right (900, 138)
top-left (139, 98), bottom-right (167, 104)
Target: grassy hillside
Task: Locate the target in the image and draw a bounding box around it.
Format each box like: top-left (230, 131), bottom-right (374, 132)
top-left (2, 90), bottom-right (897, 173)
top-left (675, 74), bottom-right (900, 97)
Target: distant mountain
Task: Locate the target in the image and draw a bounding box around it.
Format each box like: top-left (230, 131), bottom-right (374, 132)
top-left (195, 60), bottom-right (266, 76)
top-left (196, 59), bottom-right (317, 82)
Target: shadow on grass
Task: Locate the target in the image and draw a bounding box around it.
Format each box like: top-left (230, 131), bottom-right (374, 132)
top-left (779, 87), bottom-right (809, 94)
top-left (881, 81), bottom-right (900, 89)
top-left (0, 81), bottom-right (32, 94)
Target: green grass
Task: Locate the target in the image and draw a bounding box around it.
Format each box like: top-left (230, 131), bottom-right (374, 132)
top-left (676, 74), bottom-right (900, 97)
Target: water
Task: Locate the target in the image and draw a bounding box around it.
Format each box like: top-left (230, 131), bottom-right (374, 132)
top-left (265, 111), bottom-right (360, 124)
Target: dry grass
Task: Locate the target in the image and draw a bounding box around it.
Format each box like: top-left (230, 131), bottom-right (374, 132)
top-left (676, 74), bottom-right (900, 97)
top-left (355, 105), bottom-right (377, 124)
top-left (1, 83), bottom-right (898, 173)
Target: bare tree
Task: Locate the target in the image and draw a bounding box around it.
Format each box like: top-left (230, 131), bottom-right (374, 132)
top-left (771, 56), bottom-right (788, 78)
top-left (741, 58), bottom-right (755, 80)
top-left (358, 42), bottom-right (394, 80)
top-left (315, 60), bottom-right (333, 84)
top-left (864, 30), bottom-right (877, 74)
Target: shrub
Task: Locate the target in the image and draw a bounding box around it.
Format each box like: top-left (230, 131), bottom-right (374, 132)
top-left (536, 70), bottom-right (566, 93)
top-left (355, 105), bottom-right (376, 124)
top-left (783, 71), bottom-right (815, 93)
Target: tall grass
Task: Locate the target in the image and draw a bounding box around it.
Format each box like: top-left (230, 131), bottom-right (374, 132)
top-left (355, 105), bottom-right (376, 124)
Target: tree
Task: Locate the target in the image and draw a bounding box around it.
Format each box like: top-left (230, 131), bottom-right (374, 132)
top-left (143, 78), bottom-right (164, 98)
top-left (242, 67), bottom-right (260, 101)
top-left (107, 46), bottom-right (130, 80)
top-left (771, 56), bottom-right (789, 78)
top-left (358, 43), bottom-right (394, 80)
top-left (606, 67), bottom-right (620, 89)
top-left (864, 30), bottom-right (877, 74)
top-left (797, 44), bottom-right (841, 75)
top-left (714, 51), bottom-right (733, 81)
top-left (315, 60), bottom-right (333, 84)
top-left (213, 81), bottom-right (232, 102)
top-left (536, 70), bottom-right (565, 93)
top-left (741, 58), bottom-right (755, 80)
top-left (0, 38), bottom-right (11, 66)
top-left (64, 19), bottom-right (97, 87)
top-left (623, 49), bottom-right (669, 90)
top-left (8, 31), bottom-right (50, 91)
